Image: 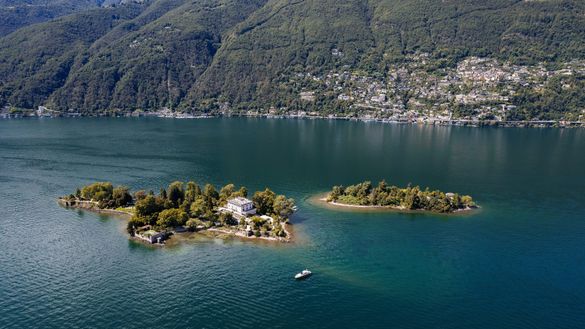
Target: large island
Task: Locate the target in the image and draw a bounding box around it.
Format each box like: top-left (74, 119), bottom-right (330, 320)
top-left (323, 180), bottom-right (477, 213)
top-left (59, 181), bottom-right (295, 244)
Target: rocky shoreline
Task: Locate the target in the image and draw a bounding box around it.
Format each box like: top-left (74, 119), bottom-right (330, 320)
top-left (57, 198), bottom-right (132, 217)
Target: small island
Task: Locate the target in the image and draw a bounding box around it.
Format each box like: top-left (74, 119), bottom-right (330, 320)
top-left (323, 180), bottom-right (477, 213)
top-left (59, 181), bottom-right (296, 244)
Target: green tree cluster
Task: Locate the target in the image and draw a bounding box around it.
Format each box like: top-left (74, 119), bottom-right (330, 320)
top-left (79, 182), bottom-right (132, 208)
top-left (71, 181), bottom-right (295, 236)
top-left (252, 188), bottom-right (296, 221)
top-left (328, 180), bottom-right (476, 213)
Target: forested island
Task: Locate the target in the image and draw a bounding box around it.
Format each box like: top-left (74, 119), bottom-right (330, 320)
top-left (59, 181), bottom-right (296, 244)
top-left (324, 181), bottom-right (477, 213)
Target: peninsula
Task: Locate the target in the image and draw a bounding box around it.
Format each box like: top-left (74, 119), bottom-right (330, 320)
top-left (59, 181), bottom-right (295, 244)
top-left (323, 180), bottom-right (477, 214)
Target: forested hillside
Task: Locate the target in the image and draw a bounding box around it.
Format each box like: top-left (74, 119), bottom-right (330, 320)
top-left (193, 0), bottom-right (585, 105)
top-left (0, 0), bottom-right (131, 36)
top-left (1, 0), bottom-right (584, 120)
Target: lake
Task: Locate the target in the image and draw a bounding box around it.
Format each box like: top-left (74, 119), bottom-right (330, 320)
top-left (1, 118), bottom-right (584, 328)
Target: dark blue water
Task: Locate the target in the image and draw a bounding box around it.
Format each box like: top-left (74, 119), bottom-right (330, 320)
top-left (0, 118), bottom-right (584, 328)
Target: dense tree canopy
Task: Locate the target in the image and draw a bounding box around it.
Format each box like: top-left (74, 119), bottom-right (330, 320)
top-left (167, 181), bottom-right (185, 208)
top-left (252, 188), bottom-right (276, 215)
top-left (273, 195), bottom-right (295, 220)
top-left (156, 208), bottom-right (188, 228)
top-left (80, 182), bottom-right (113, 201)
top-left (328, 180), bottom-right (476, 213)
top-left (111, 186), bottom-right (133, 208)
top-left (69, 181), bottom-right (295, 238)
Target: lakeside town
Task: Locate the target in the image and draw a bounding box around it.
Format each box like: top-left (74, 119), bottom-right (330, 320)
top-left (58, 181), bottom-right (295, 245)
top-left (276, 53), bottom-right (585, 127)
top-left (3, 54), bottom-right (585, 128)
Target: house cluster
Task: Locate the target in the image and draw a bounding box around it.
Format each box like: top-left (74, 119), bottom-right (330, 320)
top-left (285, 53), bottom-right (585, 122)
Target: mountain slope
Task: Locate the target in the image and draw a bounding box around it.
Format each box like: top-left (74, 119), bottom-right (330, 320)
top-left (192, 0), bottom-right (585, 105)
top-left (0, 4), bottom-right (145, 108)
top-left (0, 0), bottom-right (584, 113)
top-left (0, 0), bottom-right (127, 36)
top-left (49, 0), bottom-right (268, 111)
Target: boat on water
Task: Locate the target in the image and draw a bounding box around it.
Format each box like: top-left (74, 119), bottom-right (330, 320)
top-left (295, 269), bottom-right (312, 280)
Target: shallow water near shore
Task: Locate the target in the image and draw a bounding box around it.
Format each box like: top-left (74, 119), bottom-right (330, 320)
top-left (1, 117), bottom-right (584, 329)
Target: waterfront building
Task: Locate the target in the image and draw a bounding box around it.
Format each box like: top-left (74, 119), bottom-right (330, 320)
top-left (226, 197), bottom-right (257, 217)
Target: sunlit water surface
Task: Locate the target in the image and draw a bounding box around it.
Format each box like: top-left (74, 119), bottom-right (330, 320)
top-left (0, 118), bottom-right (584, 328)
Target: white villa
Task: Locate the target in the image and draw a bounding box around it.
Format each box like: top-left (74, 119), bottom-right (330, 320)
top-left (219, 197), bottom-right (283, 238)
top-left (225, 197), bottom-right (257, 218)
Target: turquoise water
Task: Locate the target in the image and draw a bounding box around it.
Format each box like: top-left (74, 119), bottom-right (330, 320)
top-left (0, 118), bottom-right (584, 328)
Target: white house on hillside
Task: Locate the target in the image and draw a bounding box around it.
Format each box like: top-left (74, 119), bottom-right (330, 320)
top-left (226, 197), bottom-right (257, 217)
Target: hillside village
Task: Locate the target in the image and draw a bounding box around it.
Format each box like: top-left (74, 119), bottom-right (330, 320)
top-left (282, 53), bottom-right (585, 125)
top-left (3, 54), bottom-right (584, 126)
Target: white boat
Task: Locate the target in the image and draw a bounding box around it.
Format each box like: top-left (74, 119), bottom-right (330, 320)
top-left (295, 269), bottom-right (312, 280)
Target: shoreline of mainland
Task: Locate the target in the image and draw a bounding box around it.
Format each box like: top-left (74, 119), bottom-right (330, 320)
top-left (3, 111), bottom-right (585, 129)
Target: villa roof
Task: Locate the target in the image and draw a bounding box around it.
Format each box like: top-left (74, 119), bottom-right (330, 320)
top-left (228, 197), bottom-right (253, 206)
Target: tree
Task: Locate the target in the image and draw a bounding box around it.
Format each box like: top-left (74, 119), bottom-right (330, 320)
top-left (185, 181), bottom-right (201, 203)
top-left (190, 197), bottom-right (208, 218)
top-left (452, 194), bottom-right (463, 209)
top-left (219, 183), bottom-right (235, 204)
top-left (112, 186), bottom-right (132, 208)
top-left (461, 195), bottom-right (475, 208)
top-left (252, 188), bottom-right (276, 215)
top-left (203, 184), bottom-right (219, 208)
top-left (355, 181), bottom-right (373, 204)
top-left (329, 185), bottom-right (344, 201)
top-left (135, 195), bottom-right (164, 219)
top-left (127, 216), bottom-right (147, 235)
top-left (167, 181), bottom-right (185, 207)
top-left (219, 212), bottom-right (238, 226)
top-left (185, 218), bottom-right (199, 231)
top-left (250, 216), bottom-right (267, 229)
top-left (235, 186), bottom-right (248, 198)
top-left (156, 208), bottom-right (188, 229)
top-left (179, 200), bottom-right (191, 214)
top-left (80, 182), bottom-right (113, 201)
top-left (273, 195), bottom-right (295, 219)
top-left (402, 186), bottom-right (421, 210)
top-left (134, 190), bottom-right (147, 201)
